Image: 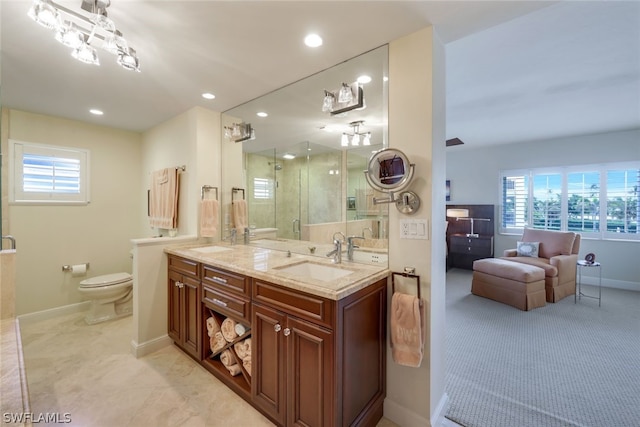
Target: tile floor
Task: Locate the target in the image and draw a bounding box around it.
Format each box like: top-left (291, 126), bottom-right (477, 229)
top-left (17, 312), bottom-right (401, 427)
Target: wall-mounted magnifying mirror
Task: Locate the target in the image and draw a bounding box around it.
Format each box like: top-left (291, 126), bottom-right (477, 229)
top-left (365, 148), bottom-right (414, 192)
top-left (221, 45), bottom-right (389, 266)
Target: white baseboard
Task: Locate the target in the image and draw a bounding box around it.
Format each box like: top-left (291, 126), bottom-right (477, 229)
top-left (17, 301), bottom-right (89, 326)
top-left (384, 398), bottom-right (430, 427)
top-left (130, 335), bottom-right (172, 358)
top-left (431, 393), bottom-right (449, 426)
top-left (580, 276), bottom-right (638, 291)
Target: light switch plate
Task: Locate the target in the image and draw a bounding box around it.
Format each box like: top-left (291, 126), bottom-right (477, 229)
top-left (400, 219), bottom-right (429, 240)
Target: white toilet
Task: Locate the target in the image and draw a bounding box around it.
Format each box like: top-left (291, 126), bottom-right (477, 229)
top-left (78, 272), bottom-right (133, 325)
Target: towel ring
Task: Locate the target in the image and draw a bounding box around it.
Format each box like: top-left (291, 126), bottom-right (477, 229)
top-left (231, 187), bottom-right (245, 204)
top-left (391, 271), bottom-right (421, 300)
top-left (201, 185), bottom-right (218, 201)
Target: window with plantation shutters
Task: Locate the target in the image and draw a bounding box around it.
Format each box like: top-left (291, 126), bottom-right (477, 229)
top-left (9, 140), bottom-right (90, 205)
top-left (253, 177), bottom-right (273, 200)
top-left (500, 162), bottom-right (639, 241)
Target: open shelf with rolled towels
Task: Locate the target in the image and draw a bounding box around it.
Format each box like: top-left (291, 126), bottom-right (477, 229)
top-left (203, 307), bottom-right (252, 393)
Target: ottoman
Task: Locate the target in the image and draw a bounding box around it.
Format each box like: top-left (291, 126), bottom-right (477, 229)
top-left (472, 258), bottom-right (546, 311)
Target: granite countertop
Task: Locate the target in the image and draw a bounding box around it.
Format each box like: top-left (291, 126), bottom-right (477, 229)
top-left (165, 243), bottom-right (389, 301)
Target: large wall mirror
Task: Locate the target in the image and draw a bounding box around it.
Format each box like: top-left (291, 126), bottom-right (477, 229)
top-left (221, 45), bottom-right (389, 265)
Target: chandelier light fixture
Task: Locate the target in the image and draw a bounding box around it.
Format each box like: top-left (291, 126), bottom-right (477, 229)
top-left (341, 121), bottom-right (371, 147)
top-left (27, 0), bottom-right (140, 71)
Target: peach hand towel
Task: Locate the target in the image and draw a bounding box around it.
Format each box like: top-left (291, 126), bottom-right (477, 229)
top-left (206, 316), bottom-right (220, 337)
top-left (390, 292), bottom-right (424, 368)
top-left (210, 332), bottom-right (225, 354)
top-left (149, 168), bottom-right (180, 229)
top-left (232, 200), bottom-right (248, 230)
top-left (221, 318), bottom-right (238, 342)
top-left (199, 199), bottom-right (219, 238)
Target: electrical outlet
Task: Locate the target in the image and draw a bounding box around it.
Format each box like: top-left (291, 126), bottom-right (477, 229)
top-left (400, 219), bottom-right (429, 240)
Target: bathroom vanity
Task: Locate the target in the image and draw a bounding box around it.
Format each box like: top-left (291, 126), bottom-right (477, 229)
top-left (165, 244), bottom-right (389, 427)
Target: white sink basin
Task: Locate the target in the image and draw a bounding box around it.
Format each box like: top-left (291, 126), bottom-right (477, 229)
top-left (191, 246), bottom-right (232, 254)
top-left (275, 261), bottom-right (354, 282)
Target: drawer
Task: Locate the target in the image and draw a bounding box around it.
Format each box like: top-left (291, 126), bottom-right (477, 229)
top-left (202, 265), bottom-right (250, 297)
top-left (168, 255), bottom-right (199, 277)
top-left (252, 279), bottom-right (334, 329)
top-left (202, 285), bottom-right (251, 323)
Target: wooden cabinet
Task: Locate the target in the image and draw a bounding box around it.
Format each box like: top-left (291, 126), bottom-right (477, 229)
top-left (252, 277), bottom-right (386, 427)
top-left (200, 264), bottom-right (253, 399)
top-left (448, 234), bottom-right (494, 270)
top-left (167, 254), bottom-right (386, 427)
top-left (252, 302), bottom-right (333, 427)
top-left (168, 257), bottom-right (201, 360)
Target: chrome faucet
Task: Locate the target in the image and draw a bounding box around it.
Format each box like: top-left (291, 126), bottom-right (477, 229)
top-left (229, 228), bottom-right (237, 245)
top-left (326, 238), bottom-right (343, 264)
top-left (243, 227), bottom-right (253, 244)
top-left (361, 227), bottom-right (374, 238)
top-left (347, 236), bottom-right (365, 261)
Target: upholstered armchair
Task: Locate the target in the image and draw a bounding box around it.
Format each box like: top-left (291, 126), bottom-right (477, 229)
top-left (502, 229), bottom-right (581, 302)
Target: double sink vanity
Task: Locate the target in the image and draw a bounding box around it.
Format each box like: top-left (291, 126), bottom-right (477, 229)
top-left (165, 241), bottom-right (389, 427)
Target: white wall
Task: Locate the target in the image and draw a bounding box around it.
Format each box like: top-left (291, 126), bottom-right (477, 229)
top-left (446, 129), bottom-right (640, 288)
top-left (4, 109), bottom-right (143, 315)
top-left (385, 27), bottom-right (448, 427)
top-left (132, 106), bottom-right (220, 356)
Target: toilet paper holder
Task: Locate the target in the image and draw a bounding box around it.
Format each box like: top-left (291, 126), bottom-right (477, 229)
top-left (62, 263), bottom-right (90, 272)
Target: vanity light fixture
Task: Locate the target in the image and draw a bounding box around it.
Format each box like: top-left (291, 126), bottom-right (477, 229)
top-left (224, 122), bottom-right (254, 143)
top-left (27, 0), bottom-right (140, 71)
top-left (341, 121), bottom-right (371, 147)
top-left (321, 82), bottom-right (364, 115)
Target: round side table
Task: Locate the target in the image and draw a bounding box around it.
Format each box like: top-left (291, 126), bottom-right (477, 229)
top-left (576, 260), bottom-right (601, 306)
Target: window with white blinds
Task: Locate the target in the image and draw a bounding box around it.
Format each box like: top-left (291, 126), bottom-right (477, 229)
top-left (9, 140), bottom-right (90, 204)
top-left (253, 177), bottom-right (273, 200)
top-left (500, 162), bottom-right (639, 241)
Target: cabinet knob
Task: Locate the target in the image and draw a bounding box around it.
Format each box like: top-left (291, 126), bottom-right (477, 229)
top-left (274, 324), bottom-right (282, 333)
top-left (283, 328), bottom-right (291, 337)
top-left (175, 281), bottom-right (184, 288)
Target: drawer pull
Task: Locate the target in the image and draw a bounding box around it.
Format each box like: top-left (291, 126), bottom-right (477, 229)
top-left (212, 276), bottom-right (228, 285)
top-left (211, 298), bottom-right (227, 307)
top-left (274, 324), bottom-right (282, 333)
top-left (283, 328), bottom-right (291, 337)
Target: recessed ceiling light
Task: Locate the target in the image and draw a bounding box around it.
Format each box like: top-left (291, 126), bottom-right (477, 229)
top-left (304, 33), bottom-right (323, 48)
top-left (357, 75), bottom-right (372, 84)
top-left (257, 112), bottom-right (268, 117)
top-left (283, 153), bottom-right (296, 160)
top-left (89, 109), bottom-right (103, 115)
top-left (202, 92), bottom-right (215, 100)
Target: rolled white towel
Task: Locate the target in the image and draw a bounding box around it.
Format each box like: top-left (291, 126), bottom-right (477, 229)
top-left (234, 338), bottom-right (251, 361)
top-left (235, 323), bottom-right (248, 336)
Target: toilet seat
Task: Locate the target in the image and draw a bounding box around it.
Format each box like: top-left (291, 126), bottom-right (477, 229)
top-left (80, 272), bottom-right (132, 288)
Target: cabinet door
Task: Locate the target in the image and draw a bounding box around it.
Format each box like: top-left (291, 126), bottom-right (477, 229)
top-left (182, 275), bottom-right (201, 359)
top-left (252, 303), bottom-right (286, 425)
top-left (287, 316), bottom-right (333, 427)
top-left (168, 270), bottom-right (182, 343)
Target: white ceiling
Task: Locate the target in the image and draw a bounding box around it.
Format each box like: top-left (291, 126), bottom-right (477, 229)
top-left (1, 1), bottom-right (639, 150)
